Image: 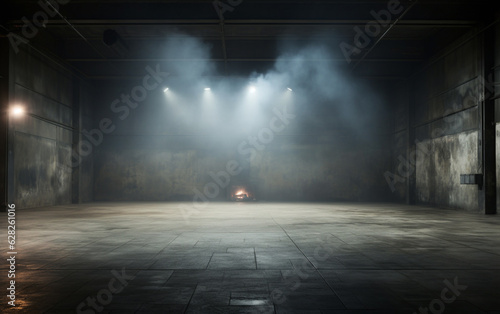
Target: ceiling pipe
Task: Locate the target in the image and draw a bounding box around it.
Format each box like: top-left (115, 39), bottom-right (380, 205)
top-left (214, 5), bottom-right (229, 74)
top-left (44, 0), bottom-right (106, 59)
top-left (352, 0), bottom-right (418, 71)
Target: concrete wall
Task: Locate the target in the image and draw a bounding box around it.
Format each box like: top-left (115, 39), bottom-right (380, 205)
top-left (94, 139), bottom-right (391, 202)
top-left (390, 27), bottom-right (497, 212)
top-left (416, 132), bottom-right (478, 210)
top-left (413, 35), bottom-right (481, 211)
top-left (495, 20), bottom-right (500, 211)
top-left (249, 138), bottom-right (390, 201)
top-left (387, 81), bottom-right (410, 201)
top-left (73, 81), bottom-right (94, 203)
top-left (93, 80), bottom-right (392, 202)
top-left (94, 140), bottom-right (236, 201)
top-left (10, 46), bottom-right (93, 208)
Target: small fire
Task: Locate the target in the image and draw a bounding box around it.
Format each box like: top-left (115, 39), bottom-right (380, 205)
top-left (230, 186), bottom-right (254, 201)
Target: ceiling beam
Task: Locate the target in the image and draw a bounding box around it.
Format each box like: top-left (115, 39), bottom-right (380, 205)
top-left (65, 58), bottom-right (425, 62)
top-left (5, 19), bottom-right (479, 27)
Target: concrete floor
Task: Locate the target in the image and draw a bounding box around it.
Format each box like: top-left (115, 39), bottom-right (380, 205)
top-left (1, 202), bottom-right (500, 313)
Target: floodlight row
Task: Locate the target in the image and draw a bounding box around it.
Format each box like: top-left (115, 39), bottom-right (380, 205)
top-left (163, 86), bottom-right (293, 93)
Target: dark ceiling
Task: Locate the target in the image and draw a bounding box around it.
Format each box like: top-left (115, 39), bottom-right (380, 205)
top-left (1, 0), bottom-right (498, 80)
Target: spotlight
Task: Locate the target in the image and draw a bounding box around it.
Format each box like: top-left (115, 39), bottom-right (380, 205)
top-left (204, 87), bottom-right (211, 91)
top-left (163, 87), bottom-right (169, 92)
top-left (10, 106), bottom-right (25, 117)
top-left (248, 86), bottom-right (256, 93)
top-left (287, 87), bottom-right (293, 92)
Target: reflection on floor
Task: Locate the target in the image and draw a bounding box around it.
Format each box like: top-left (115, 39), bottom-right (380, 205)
top-left (1, 202), bottom-right (500, 313)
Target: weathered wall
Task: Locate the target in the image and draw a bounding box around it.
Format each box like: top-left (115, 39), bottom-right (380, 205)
top-left (416, 132), bottom-right (478, 209)
top-left (11, 46), bottom-right (93, 208)
top-left (391, 30), bottom-right (485, 212)
top-left (94, 141), bottom-right (238, 201)
top-left (81, 87), bottom-right (95, 203)
top-left (74, 81), bottom-right (94, 203)
top-left (93, 80), bottom-right (392, 202)
top-left (495, 20), bottom-right (500, 211)
top-left (249, 138), bottom-right (390, 201)
top-left (94, 138), bottom-right (391, 202)
top-left (387, 81), bottom-right (410, 201)
top-left (413, 34), bottom-right (481, 212)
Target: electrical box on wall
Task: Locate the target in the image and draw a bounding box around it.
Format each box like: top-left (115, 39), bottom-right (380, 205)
top-left (460, 174), bottom-right (483, 185)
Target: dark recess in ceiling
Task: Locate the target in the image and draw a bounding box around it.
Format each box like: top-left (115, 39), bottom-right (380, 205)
top-left (1, 0), bottom-right (498, 79)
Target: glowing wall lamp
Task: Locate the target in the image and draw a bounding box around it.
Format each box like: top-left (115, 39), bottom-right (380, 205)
top-left (10, 106), bottom-right (24, 117)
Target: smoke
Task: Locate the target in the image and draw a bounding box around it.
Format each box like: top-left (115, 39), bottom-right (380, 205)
top-left (92, 31), bottom-right (391, 202)
top-left (112, 32), bottom-right (387, 153)
top-left (161, 35), bottom-right (215, 79)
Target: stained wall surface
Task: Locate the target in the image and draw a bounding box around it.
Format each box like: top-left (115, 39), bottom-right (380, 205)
top-left (11, 46), bottom-right (93, 208)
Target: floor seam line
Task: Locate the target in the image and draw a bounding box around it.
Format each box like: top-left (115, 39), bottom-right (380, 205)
top-left (271, 217), bottom-right (348, 310)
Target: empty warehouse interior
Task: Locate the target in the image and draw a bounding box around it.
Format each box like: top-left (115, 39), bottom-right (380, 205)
top-left (1, 0), bottom-right (500, 313)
